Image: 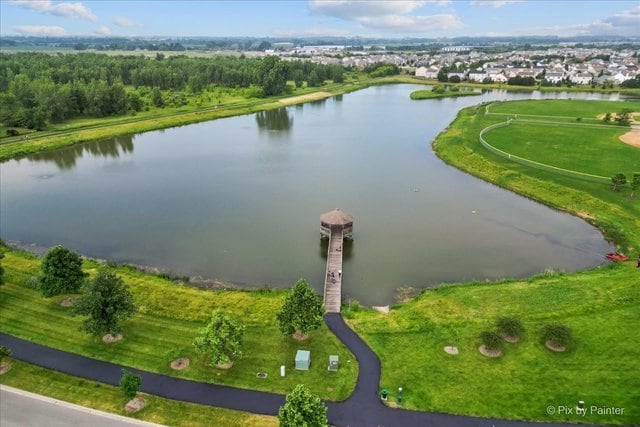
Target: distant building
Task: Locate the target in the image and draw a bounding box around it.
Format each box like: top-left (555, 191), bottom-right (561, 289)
top-left (415, 65), bottom-right (439, 79)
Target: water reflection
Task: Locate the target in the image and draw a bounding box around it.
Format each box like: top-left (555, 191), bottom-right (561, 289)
top-left (333, 94), bottom-right (343, 102)
top-left (255, 108), bottom-right (293, 132)
top-left (27, 135), bottom-right (134, 170)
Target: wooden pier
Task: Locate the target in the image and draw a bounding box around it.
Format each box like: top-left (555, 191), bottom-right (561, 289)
top-left (320, 210), bottom-right (353, 313)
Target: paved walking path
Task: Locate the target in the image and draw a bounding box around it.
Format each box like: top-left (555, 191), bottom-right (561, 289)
top-left (1, 320), bottom-right (585, 427)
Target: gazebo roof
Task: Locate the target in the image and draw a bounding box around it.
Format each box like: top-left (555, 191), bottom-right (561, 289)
top-left (320, 209), bottom-right (353, 226)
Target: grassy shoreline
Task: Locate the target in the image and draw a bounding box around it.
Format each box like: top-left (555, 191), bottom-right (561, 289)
top-left (0, 248), bottom-right (358, 401)
top-left (2, 75), bottom-right (637, 161)
top-left (345, 99), bottom-right (640, 425)
top-left (410, 88), bottom-right (481, 100)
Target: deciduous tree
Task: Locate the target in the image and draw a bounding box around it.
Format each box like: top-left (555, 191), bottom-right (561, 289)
top-left (40, 246), bottom-right (86, 297)
top-left (276, 279), bottom-right (324, 338)
top-left (119, 369), bottom-right (142, 399)
top-left (278, 384), bottom-right (327, 427)
top-left (193, 310), bottom-right (244, 367)
top-left (71, 270), bottom-right (137, 336)
top-left (611, 173), bottom-right (627, 192)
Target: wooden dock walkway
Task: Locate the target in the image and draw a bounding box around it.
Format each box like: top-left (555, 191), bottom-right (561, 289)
top-left (323, 228), bottom-right (344, 313)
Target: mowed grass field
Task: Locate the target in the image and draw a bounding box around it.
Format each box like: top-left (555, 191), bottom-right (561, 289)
top-left (346, 264), bottom-right (640, 425)
top-left (0, 249), bottom-right (357, 401)
top-left (0, 360), bottom-right (278, 426)
top-left (487, 99), bottom-right (640, 119)
top-left (347, 98), bottom-right (640, 425)
top-left (484, 123), bottom-right (637, 177)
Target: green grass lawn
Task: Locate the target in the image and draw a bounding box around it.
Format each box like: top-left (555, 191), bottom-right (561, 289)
top-left (0, 250), bottom-right (357, 401)
top-left (346, 264), bottom-right (640, 425)
top-left (484, 122), bottom-right (637, 177)
top-left (410, 89), bottom-right (481, 100)
top-left (346, 98), bottom-right (640, 425)
top-left (487, 99), bottom-right (640, 119)
top-left (0, 360), bottom-right (277, 426)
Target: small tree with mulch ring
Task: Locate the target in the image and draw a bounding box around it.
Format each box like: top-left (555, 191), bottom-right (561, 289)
top-left (542, 324), bottom-right (573, 352)
top-left (480, 331), bottom-right (503, 351)
top-left (0, 346), bottom-right (11, 371)
top-left (496, 317), bottom-right (525, 342)
top-left (119, 369), bottom-right (142, 400)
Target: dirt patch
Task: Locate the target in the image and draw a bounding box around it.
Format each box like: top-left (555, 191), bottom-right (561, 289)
top-left (619, 130), bottom-right (640, 148)
top-left (278, 91), bottom-right (332, 106)
top-left (60, 297), bottom-right (74, 307)
top-left (292, 331), bottom-right (310, 341)
top-left (444, 346), bottom-right (459, 355)
top-left (500, 333), bottom-right (520, 343)
top-left (577, 211), bottom-right (594, 220)
top-left (478, 345), bottom-right (502, 358)
top-left (170, 357), bottom-right (190, 370)
top-left (545, 340), bottom-right (566, 352)
top-left (0, 363), bottom-right (12, 375)
top-left (124, 396), bottom-right (146, 413)
top-left (215, 362), bottom-right (234, 369)
top-left (372, 305), bottom-right (390, 314)
top-left (102, 333), bottom-right (123, 343)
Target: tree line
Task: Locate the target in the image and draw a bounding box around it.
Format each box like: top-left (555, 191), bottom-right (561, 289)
top-left (0, 52), bottom-right (347, 129)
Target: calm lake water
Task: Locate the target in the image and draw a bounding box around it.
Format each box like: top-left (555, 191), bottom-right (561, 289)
top-left (1, 85), bottom-right (618, 305)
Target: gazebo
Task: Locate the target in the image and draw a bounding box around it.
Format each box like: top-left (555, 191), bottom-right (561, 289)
top-left (320, 209), bottom-right (353, 239)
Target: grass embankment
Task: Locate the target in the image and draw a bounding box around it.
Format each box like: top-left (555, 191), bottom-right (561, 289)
top-left (346, 99), bottom-right (640, 425)
top-left (410, 88), bottom-right (481, 100)
top-left (0, 75), bottom-right (425, 161)
top-left (0, 249), bottom-right (357, 401)
top-left (0, 360), bottom-right (277, 426)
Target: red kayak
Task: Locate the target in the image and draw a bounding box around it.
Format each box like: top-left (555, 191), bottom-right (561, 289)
top-left (605, 253), bottom-right (630, 261)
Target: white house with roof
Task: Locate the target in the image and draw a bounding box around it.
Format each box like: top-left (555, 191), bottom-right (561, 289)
top-left (545, 71), bottom-right (565, 84)
top-left (570, 73), bottom-right (593, 85)
top-left (415, 65), bottom-right (440, 79)
top-left (468, 71), bottom-right (487, 82)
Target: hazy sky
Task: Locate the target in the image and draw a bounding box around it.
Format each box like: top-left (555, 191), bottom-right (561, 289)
top-left (1, 0), bottom-right (639, 39)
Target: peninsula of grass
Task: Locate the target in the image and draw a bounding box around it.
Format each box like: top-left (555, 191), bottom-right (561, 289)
top-left (0, 248), bottom-right (357, 401)
top-left (410, 87), bottom-right (481, 100)
top-left (0, 360), bottom-right (277, 426)
top-left (346, 98), bottom-right (640, 425)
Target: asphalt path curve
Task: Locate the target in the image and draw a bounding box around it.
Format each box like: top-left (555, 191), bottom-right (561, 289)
top-left (1, 315), bottom-right (587, 427)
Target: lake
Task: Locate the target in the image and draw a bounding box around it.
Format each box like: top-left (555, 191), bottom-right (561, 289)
top-left (0, 85), bottom-right (618, 305)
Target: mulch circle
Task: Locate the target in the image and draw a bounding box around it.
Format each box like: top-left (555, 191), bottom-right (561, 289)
top-left (545, 340), bottom-right (566, 352)
top-left (124, 396), bottom-right (146, 413)
top-left (170, 357), bottom-right (190, 370)
top-left (478, 345), bottom-right (502, 358)
top-left (215, 362), bottom-right (234, 369)
top-left (102, 333), bottom-right (123, 343)
top-left (0, 363), bottom-right (12, 375)
top-left (256, 372), bottom-right (268, 379)
top-left (60, 297), bottom-right (74, 307)
top-left (444, 346), bottom-right (459, 355)
top-left (500, 333), bottom-right (520, 343)
top-left (292, 331), bottom-right (310, 341)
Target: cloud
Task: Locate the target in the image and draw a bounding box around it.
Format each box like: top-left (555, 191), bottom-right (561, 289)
top-left (11, 24), bottom-right (67, 36)
top-left (308, 0), bottom-right (462, 33)
top-left (9, 0), bottom-right (97, 21)
top-left (469, 0), bottom-right (522, 8)
top-left (113, 16), bottom-right (135, 27)
top-left (272, 28), bottom-right (350, 37)
top-left (93, 26), bottom-right (112, 36)
top-left (514, 5), bottom-right (640, 37)
top-left (358, 14), bottom-right (464, 31)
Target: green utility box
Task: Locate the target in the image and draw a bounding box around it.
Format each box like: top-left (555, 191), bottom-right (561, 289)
top-left (295, 350), bottom-right (310, 370)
